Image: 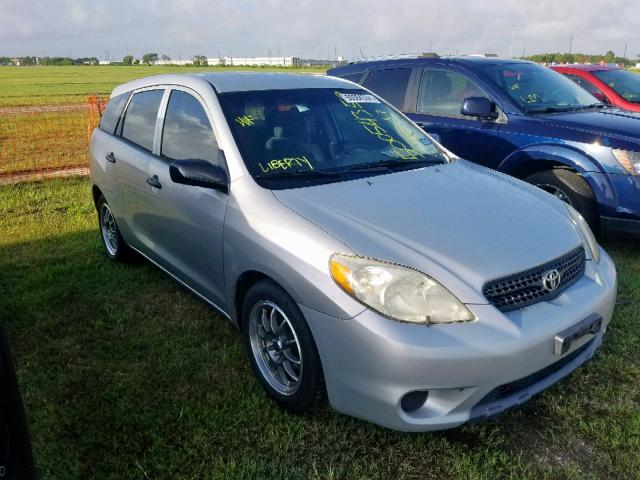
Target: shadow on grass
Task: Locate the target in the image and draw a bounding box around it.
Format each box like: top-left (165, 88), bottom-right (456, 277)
top-left (0, 230), bottom-right (637, 479)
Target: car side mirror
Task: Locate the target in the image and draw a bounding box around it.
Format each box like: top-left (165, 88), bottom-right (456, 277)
top-left (169, 156), bottom-right (229, 193)
top-left (461, 97), bottom-right (499, 120)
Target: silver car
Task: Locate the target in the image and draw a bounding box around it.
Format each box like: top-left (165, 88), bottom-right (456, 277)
top-left (89, 72), bottom-right (617, 431)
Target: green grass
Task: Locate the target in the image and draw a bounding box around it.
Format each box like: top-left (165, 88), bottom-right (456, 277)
top-left (1, 177), bottom-right (639, 479)
top-left (0, 65), bottom-right (327, 107)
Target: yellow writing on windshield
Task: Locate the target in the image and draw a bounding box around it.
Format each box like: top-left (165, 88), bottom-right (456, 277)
top-left (235, 115), bottom-right (255, 127)
top-left (258, 155), bottom-right (314, 173)
top-left (335, 91), bottom-right (419, 160)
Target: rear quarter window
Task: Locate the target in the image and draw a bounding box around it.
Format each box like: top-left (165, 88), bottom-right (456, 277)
top-left (99, 92), bottom-right (130, 134)
top-left (362, 68), bottom-right (412, 109)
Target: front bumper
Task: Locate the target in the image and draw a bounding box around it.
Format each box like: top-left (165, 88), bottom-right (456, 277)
top-left (600, 216), bottom-right (640, 239)
top-left (302, 249), bottom-right (617, 432)
top-left (587, 171), bottom-right (640, 239)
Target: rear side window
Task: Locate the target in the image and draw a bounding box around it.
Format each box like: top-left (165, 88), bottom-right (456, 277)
top-left (120, 89), bottom-right (164, 152)
top-left (161, 90), bottom-right (220, 164)
top-left (362, 68), bottom-right (411, 109)
top-left (417, 69), bottom-right (488, 117)
top-left (99, 92), bottom-right (130, 134)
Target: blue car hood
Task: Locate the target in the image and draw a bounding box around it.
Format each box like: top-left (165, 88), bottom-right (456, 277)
top-left (273, 161), bottom-right (584, 302)
top-left (536, 108), bottom-right (640, 146)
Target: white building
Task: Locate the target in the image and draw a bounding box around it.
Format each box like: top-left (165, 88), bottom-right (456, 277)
top-left (219, 56), bottom-right (298, 67)
top-left (155, 59), bottom-right (192, 66)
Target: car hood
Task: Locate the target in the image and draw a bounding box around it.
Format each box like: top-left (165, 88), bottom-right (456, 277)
top-left (537, 108), bottom-right (640, 146)
top-left (272, 161), bottom-right (583, 304)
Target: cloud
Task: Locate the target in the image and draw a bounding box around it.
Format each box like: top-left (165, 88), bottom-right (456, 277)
top-left (0, 0), bottom-right (638, 60)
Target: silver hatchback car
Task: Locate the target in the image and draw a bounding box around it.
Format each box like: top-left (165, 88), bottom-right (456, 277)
top-left (90, 72), bottom-right (617, 431)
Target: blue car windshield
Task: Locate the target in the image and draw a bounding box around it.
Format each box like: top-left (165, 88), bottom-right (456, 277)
top-left (218, 88), bottom-right (447, 188)
top-left (592, 69), bottom-right (640, 104)
top-left (482, 63), bottom-right (601, 113)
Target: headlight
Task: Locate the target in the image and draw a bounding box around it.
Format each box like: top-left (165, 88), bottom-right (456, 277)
top-left (329, 254), bottom-right (474, 324)
top-left (565, 204), bottom-right (600, 263)
top-left (612, 148), bottom-right (640, 175)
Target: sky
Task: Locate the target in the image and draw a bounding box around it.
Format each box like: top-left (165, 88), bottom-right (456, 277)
top-left (1, 0), bottom-right (639, 61)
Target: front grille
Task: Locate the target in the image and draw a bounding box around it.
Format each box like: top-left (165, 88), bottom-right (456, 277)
top-left (475, 338), bottom-right (594, 408)
top-left (483, 246), bottom-right (586, 311)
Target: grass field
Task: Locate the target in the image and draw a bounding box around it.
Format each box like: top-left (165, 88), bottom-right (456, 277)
top-left (1, 177), bottom-right (639, 479)
top-left (0, 65), bottom-right (326, 107)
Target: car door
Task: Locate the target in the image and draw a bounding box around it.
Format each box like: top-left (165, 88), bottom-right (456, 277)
top-left (407, 67), bottom-right (502, 167)
top-left (110, 88), bottom-right (165, 251)
top-left (144, 87), bottom-right (229, 306)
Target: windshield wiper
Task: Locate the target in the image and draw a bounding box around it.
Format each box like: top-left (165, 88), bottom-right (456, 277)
top-left (525, 106), bottom-right (577, 114)
top-left (568, 103), bottom-right (606, 111)
top-left (336, 157), bottom-right (444, 174)
top-left (526, 103), bottom-right (605, 114)
top-left (254, 169), bottom-right (344, 179)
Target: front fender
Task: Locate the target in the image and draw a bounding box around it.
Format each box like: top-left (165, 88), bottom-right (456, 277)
top-left (498, 143), bottom-right (618, 215)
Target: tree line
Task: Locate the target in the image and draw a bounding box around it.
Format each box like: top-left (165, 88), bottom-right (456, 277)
top-left (0, 53), bottom-right (206, 66)
top-left (525, 50), bottom-right (638, 66)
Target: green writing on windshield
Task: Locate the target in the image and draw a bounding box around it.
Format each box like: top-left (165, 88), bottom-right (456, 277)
top-left (335, 91), bottom-right (419, 160)
top-left (235, 115), bottom-right (255, 127)
top-left (258, 155), bottom-right (314, 174)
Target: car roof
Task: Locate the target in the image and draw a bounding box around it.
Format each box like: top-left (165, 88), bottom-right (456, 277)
top-left (110, 72), bottom-right (356, 97)
top-left (328, 56), bottom-right (534, 75)
top-left (551, 64), bottom-right (618, 72)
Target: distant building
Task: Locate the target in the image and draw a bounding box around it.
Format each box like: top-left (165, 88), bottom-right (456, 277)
top-left (99, 60), bottom-right (111, 65)
top-left (636, 63), bottom-right (640, 69)
top-left (10, 57), bottom-right (21, 66)
top-left (155, 59), bottom-right (192, 66)
top-left (219, 56), bottom-right (297, 67)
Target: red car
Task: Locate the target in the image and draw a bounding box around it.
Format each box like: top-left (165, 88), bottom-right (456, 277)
top-left (551, 64), bottom-right (640, 112)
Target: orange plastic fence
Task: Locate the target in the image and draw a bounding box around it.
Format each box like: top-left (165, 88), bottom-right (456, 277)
top-left (0, 95), bottom-right (109, 182)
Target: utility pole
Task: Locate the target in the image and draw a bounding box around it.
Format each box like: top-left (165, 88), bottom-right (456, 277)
top-left (569, 32), bottom-right (574, 55)
top-left (429, 39), bottom-right (432, 53)
top-left (623, 42), bottom-right (628, 59)
top-left (510, 25), bottom-right (517, 58)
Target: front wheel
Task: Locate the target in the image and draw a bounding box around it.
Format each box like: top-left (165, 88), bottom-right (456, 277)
top-left (241, 280), bottom-right (325, 413)
top-left (525, 169), bottom-right (599, 232)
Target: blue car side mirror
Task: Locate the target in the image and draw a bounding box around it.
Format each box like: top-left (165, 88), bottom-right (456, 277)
top-left (461, 97), bottom-right (499, 120)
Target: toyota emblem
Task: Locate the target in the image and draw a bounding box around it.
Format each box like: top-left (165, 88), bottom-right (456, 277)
top-left (542, 269), bottom-right (561, 292)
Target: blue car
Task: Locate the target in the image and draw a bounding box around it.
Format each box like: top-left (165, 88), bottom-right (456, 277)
top-left (328, 56), bottom-right (640, 238)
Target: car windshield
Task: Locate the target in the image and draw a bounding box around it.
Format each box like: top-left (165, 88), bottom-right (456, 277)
top-left (482, 63), bottom-right (601, 113)
top-left (592, 69), bottom-right (640, 104)
top-left (218, 88), bottom-right (447, 189)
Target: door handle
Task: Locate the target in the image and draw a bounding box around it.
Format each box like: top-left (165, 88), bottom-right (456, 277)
top-left (146, 175), bottom-right (162, 189)
top-left (105, 152), bottom-right (116, 163)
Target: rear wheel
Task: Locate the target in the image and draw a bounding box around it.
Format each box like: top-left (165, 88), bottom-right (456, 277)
top-left (241, 280), bottom-right (325, 413)
top-left (525, 169), bottom-right (599, 232)
top-left (97, 195), bottom-right (133, 261)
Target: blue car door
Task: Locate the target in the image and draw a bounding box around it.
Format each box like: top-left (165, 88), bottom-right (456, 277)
top-left (406, 67), bottom-right (503, 168)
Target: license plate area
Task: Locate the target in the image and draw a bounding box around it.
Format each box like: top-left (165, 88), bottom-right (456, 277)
top-left (554, 313), bottom-right (602, 356)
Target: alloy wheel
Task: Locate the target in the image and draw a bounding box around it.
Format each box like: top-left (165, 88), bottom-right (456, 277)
top-left (248, 300), bottom-right (303, 396)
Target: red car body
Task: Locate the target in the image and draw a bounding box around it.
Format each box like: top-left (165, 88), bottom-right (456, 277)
top-left (551, 65), bottom-right (640, 113)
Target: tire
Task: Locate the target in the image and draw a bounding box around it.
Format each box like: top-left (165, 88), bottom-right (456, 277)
top-left (96, 195), bottom-right (133, 261)
top-left (525, 169), bottom-right (599, 232)
top-left (241, 280), bottom-right (325, 413)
